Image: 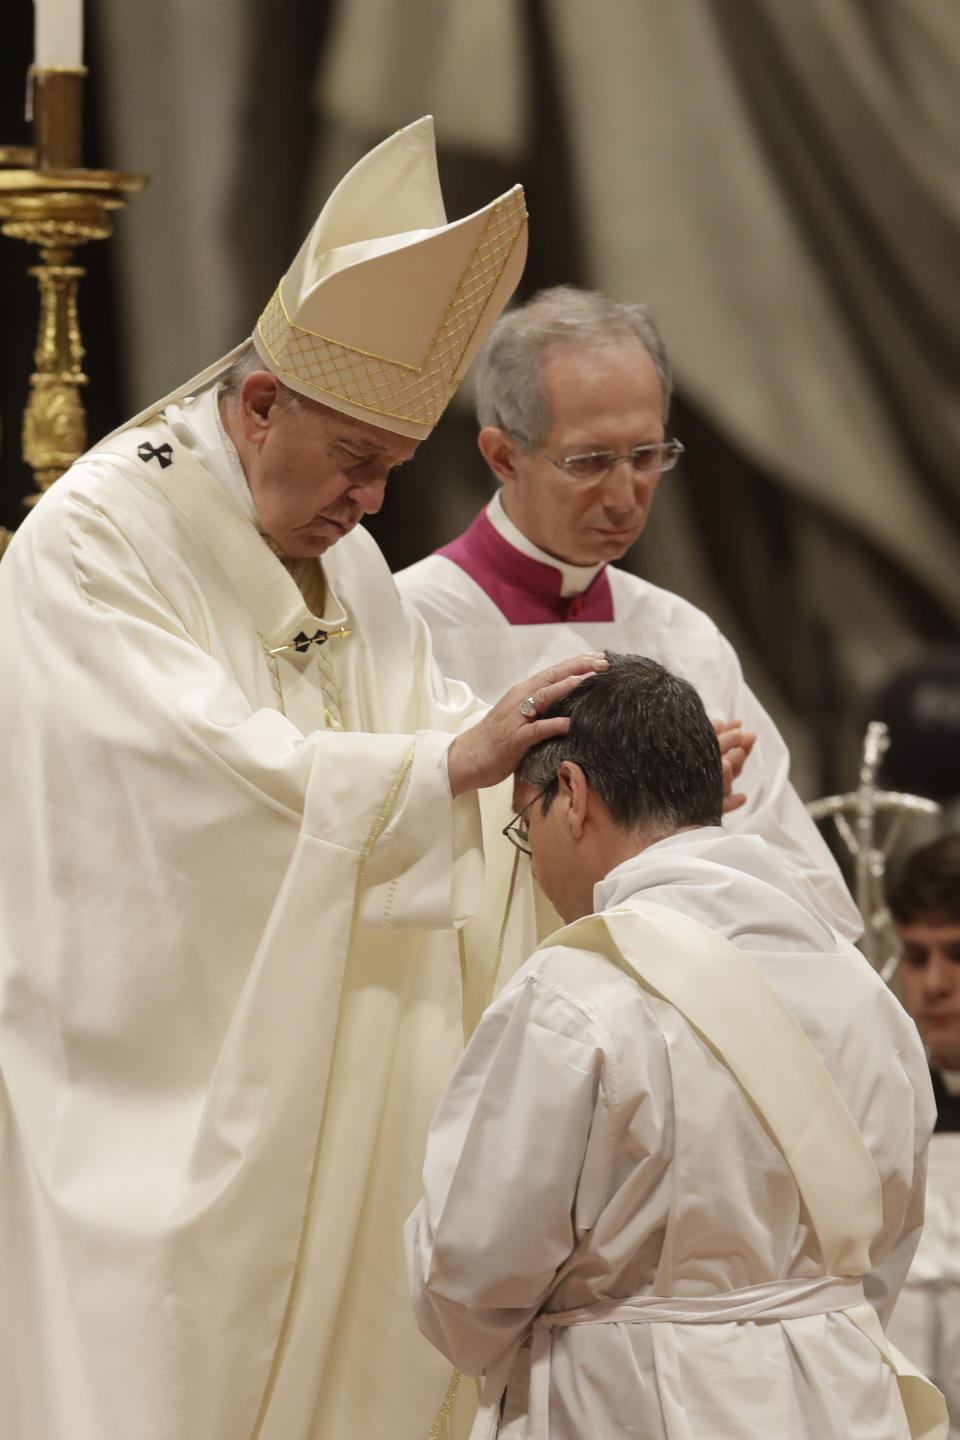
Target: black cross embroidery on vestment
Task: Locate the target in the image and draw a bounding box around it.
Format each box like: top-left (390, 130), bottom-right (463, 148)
top-left (137, 441), bottom-right (174, 469)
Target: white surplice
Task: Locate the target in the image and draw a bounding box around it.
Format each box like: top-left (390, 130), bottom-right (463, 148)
top-left (395, 494), bottom-right (861, 941)
top-left (407, 828), bottom-right (935, 1439)
top-left (0, 390), bottom-right (514, 1440)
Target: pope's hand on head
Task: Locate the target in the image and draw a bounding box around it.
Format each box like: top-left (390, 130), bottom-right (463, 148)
top-left (447, 654), bottom-right (609, 797)
top-left (713, 717), bottom-right (757, 814)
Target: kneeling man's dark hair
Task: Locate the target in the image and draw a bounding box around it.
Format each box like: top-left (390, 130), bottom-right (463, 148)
top-left (517, 653), bottom-right (724, 833)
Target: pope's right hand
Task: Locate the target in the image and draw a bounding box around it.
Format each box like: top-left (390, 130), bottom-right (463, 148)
top-left (446, 653), bottom-right (609, 797)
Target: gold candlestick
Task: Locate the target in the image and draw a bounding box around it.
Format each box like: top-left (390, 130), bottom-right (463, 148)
top-left (32, 65), bottom-right (86, 170)
top-left (0, 66), bottom-right (147, 519)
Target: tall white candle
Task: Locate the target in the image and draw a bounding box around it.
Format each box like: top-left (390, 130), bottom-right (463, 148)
top-left (33, 0), bottom-right (84, 68)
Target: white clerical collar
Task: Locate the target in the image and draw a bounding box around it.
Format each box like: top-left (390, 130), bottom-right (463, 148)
top-left (163, 386), bottom-right (261, 528)
top-left (485, 489), bottom-right (606, 599)
top-left (594, 828), bottom-right (727, 913)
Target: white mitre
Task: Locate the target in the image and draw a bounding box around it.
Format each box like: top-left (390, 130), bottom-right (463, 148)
top-left (117, 117), bottom-right (527, 442)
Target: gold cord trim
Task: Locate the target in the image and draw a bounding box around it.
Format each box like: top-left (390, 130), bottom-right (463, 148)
top-left (314, 646), bottom-right (346, 732)
top-left (426, 1369), bottom-right (462, 1440)
top-left (248, 744), bottom-right (417, 1439)
top-left (261, 640), bottom-right (286, 716)
top-left (251, 362), bottom-right (433, 427)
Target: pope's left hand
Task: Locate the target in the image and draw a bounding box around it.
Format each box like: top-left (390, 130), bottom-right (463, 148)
top-left (714, 718), bottom-right (757, 814)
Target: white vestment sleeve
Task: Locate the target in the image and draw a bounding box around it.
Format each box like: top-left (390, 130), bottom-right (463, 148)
top-left (406, 965), bottom-right (615, 1376)
top-left (354, 595), bottom-right (487, 929)
top-left (710, 631), bottom-right (862, 942)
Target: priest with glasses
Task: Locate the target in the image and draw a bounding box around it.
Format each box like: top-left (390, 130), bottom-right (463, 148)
top-left (396, 286), bottom-right (860, 940)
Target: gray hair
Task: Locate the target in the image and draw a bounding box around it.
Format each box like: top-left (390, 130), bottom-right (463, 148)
top-left (473, 286), bottom-right (673, 449)
top-left (517, 652), bottom-right (723, 836)
top-left (218, 340), bottom-right (311, 413)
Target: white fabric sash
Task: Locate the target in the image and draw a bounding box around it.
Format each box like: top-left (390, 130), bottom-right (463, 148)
top-left (551, 900), bottom-right (882, 1276)
top-left (527, 1277), bottom-right (864, 1439)
top-left (526, 1278), bottom-right (946, 1440)
top-left (536, 1275), bottom-right (866, 1332)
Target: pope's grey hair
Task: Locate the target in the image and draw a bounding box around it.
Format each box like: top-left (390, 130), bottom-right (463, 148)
top-left (473, 286), bottom-right (673, 449)
top-left (516, 652), bottom-right (723, 836)
top-left (218, 340), bottom-right (310, 413)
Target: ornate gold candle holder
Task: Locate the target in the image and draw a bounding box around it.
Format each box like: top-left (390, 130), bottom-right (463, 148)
top-left (0, 67), bottom-right (147, 516)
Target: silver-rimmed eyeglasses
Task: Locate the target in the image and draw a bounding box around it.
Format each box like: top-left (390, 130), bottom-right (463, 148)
top-left (502, 789), bottom-right (548, 856)
top-left (540, 438), bottom-right (684, 483)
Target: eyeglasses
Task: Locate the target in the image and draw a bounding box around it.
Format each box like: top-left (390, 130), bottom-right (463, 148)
top-left (540, 438), bottom-right (684, 484)
top-left (502, 789), bottom-right (548, 856)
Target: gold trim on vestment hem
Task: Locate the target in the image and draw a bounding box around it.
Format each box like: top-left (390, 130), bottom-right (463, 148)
top-left (248, 743), bottom-right (417, 1439)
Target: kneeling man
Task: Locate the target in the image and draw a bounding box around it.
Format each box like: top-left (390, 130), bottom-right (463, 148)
top-left (407, 654), bottom-right (943, 1440)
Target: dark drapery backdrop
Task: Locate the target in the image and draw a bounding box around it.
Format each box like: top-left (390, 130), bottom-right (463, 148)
top-left (2, 0), bottom-right (958, 803)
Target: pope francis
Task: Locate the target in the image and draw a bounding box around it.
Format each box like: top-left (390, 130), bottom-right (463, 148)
top-left (0, 119), bottom-right (595, 1440)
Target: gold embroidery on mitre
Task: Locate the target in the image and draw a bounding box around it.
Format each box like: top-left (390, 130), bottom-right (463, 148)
top-left (256, 189), bottom-right (527, 427)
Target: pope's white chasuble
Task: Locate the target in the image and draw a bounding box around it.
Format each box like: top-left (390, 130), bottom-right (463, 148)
top-left (0, 407), bottom-right (524, 1440)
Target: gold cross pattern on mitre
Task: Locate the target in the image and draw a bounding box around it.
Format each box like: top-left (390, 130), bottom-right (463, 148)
top-left (253, 117), bottom-right (527, 440)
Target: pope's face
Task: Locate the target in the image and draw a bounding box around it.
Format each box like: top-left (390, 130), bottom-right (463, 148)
top-left (896, 916), bottom-right (960, 1071)
top-left (240, 382), bottom-right (418, 557)
top-left (500, 339), bottom-right (666, 566)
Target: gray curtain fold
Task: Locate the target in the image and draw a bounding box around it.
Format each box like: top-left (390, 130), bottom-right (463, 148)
top-left (93, 1), bottom-right (336, 411)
